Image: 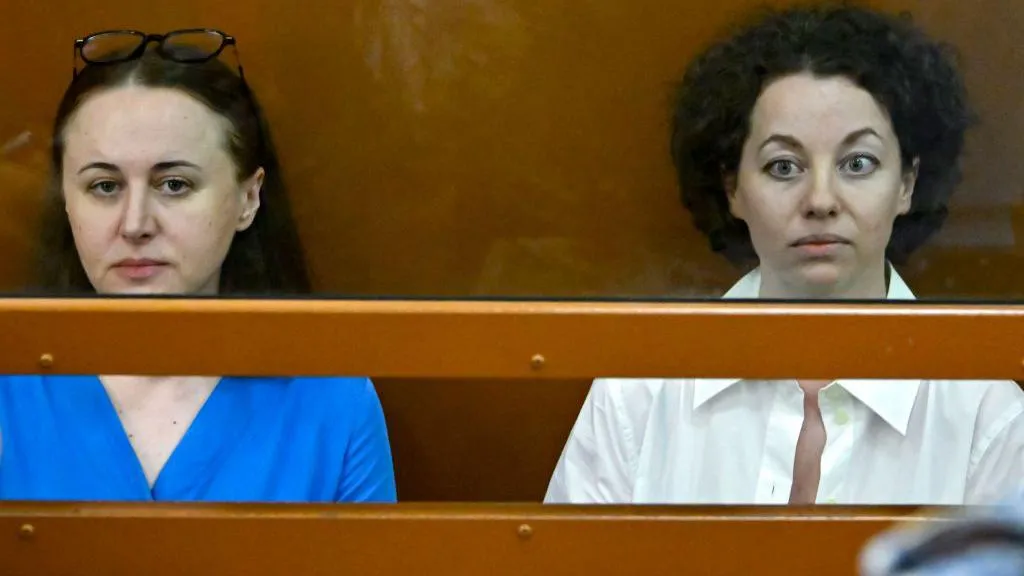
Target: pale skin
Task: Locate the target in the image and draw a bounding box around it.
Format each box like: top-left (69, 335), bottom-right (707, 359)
top-left (726, 73), bottom-right (918, 503)
top-left (61, 85), bottom-right (263, 486)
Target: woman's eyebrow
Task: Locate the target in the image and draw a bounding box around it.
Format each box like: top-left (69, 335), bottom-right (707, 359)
top-left (841, 127), bottom-right (882, 145)
top-left (77, 161), bottom-right (120, 175)
top-left (152, 160), bottom-right (202, 171)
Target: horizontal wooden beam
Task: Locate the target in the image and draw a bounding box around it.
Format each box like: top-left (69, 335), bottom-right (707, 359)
top-left (0, 298), bottom-right (1020, 379)
top-left (0, 502), bottom-right (931, 576)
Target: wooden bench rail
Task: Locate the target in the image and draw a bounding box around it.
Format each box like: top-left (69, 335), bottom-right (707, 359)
top-left (0, 503), bottom-right (938, 575)
top-left (0, 298), bottom-right (1021, 379)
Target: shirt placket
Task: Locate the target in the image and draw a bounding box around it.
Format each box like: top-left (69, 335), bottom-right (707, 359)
top-left (816, 385), bottom-right (855, 504)
top-left (755, 382), bottom-right (804, 504)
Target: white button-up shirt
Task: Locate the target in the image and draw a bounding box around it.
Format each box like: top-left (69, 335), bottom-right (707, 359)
top-left (546, 269), bottom-right (1024, 505)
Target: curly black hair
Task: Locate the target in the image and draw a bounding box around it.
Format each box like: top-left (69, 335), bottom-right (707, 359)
top-left (670, 3), bottom-right (973, 265)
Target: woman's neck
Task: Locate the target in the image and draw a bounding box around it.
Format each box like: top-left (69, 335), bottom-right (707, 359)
top-left (757, 261), bottom-right (889, 300)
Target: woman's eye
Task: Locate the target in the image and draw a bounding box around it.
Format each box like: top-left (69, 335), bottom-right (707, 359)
top-left (158, 178), bottom-right (193, 195)
top-left (88, 180), bottom-right (120, 196)
top-left (841, 154), bottom-right (880, 176)
top-left (765, 159), bottom-right (802, 179)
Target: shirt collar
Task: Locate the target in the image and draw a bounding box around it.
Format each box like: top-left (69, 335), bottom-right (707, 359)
top-left (692, 265), bottom-right (920, 435)
top-left (718, 266), bottom-right (916, 300)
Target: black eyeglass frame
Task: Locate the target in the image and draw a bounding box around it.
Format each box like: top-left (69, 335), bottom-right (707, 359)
top-left (72, 28), bottom-right (245, 79)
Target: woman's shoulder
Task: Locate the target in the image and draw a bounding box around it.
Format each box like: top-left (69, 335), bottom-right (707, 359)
top-left (591, 377), bottom-right (675, 399)
top-left (238, 375), bottom-right (380, 419)
top-left (921, 379), bottom-right (1024, 428)
top-left (275, 375), bottom-right (375, 392)
top-left (240, 374), bottom-right (372, 389)
top-left (0, 375), bottom-right (39, 408)
top-left (587, 378), bottom-right (689, 427)
top-left (922, 379), bottom-right (1024, 403)
top-left (0, 374), bottom-right (89, 394)
top-left (0, 375), bottom-right (46, 386)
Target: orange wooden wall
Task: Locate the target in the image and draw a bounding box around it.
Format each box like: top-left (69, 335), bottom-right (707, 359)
top-left (1, 0), bottom-right (1021, 299)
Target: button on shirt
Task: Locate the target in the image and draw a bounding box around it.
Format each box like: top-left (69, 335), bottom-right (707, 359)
top-left (545, 269), bottom-right (1024, 505)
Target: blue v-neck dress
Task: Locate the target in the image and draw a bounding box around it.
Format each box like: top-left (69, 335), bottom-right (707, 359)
top-left (0, 375), bottom-right (396, 502)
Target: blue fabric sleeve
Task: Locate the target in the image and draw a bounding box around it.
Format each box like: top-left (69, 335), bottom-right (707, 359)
top-left (335, 378), bottom-right (397, 503)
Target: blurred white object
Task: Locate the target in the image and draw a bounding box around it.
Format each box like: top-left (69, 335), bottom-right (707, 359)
top-left (1, 131), bottom-right (32, 155)
top-left (860, 491), bottom-right (1024, 575)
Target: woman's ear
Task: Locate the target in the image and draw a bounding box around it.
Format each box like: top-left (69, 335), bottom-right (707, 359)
top-left (898, 158), bottom-right (919, 216)
top-left (723, 171), bottom-right (744, 221)
top-left (236, 167), bottom-right (264, 231)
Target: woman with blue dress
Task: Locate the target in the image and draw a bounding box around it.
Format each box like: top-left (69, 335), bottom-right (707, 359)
top-left (0, 29), bottom-right (397, 503)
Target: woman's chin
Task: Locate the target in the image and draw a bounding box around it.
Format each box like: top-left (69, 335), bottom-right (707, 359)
top-left (96, 281), bottom-right (180, 296)
top-left (790, 261), bottom-right (847, 297)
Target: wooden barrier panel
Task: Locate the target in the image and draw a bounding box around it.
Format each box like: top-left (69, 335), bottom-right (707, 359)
top-left (0, 298), bottom-right (1021, 380)
top-left (0, 503), bottom-right (935, 575)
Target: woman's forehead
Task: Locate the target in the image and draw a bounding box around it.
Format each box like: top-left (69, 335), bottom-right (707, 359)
top-left (748, 73), bottom-right (896, 146)
top-left (63, 86), bottom-right (229, 168)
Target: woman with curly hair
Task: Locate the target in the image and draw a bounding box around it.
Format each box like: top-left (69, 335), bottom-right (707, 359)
top-left (546, 4), bottom-right (1024, 505)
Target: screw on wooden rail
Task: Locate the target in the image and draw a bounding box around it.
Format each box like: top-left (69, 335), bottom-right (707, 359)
top-left (530, 354), bottom-right (545, 371)
top-left (39, 354), bottom-right (54, 369)
top-left (18, 524), bottom-right (34, 540)
top-left (517, 524), bottom-right (533, 539)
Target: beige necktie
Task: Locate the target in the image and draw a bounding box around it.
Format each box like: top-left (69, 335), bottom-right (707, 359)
top-left (789, 385), bottom-right (827, 504)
